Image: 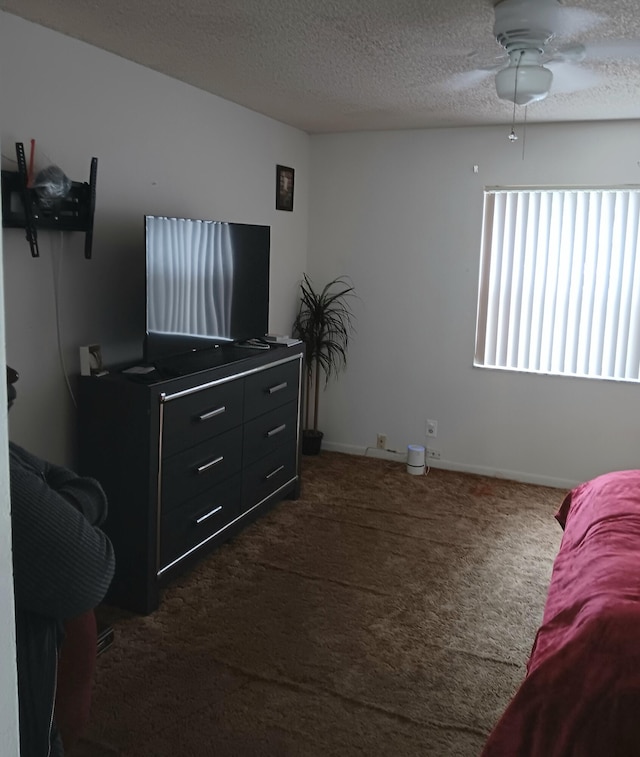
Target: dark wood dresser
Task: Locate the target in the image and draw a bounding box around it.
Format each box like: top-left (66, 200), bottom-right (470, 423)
top-left (78, 343), bottom-right (304, 614)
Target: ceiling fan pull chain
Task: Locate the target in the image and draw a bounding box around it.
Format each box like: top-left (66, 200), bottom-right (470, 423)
top-left (508, 50), bottom-right (524, 142)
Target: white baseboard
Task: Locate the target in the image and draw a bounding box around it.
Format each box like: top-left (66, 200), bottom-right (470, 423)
top-left (361, 446), bottom-right (407, 463)
top-left (321, 441), bottom-right (578, 490)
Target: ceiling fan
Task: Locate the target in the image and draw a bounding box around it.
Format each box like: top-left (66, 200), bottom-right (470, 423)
top-left (450, 0), bottom-right (640, 106)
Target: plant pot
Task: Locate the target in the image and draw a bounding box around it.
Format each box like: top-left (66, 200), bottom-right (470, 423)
top-left (301, 430), bottom-right (324, 456)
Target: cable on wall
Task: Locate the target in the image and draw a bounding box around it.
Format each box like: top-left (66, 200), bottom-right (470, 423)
top-left (49, 232), bottom-right (77, 409)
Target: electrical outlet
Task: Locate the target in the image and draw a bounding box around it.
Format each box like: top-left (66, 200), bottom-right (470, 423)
top-left (426, 448), bottom-right (441, 460)
top-left (426, 419), bottom-right (438, 438)
top-left (376, 433), bottom-right (387, 449)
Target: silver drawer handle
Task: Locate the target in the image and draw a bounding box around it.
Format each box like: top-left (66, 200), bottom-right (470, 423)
top-left (266, 423), bottom-right (286, 438)
top-left (265, 464), bottom-right (285, 481)
top-left (198, 405), bottom-right (226, 422)
top-left (196, 455), bottom-right (224, 474)
top-left (195, 505), bottom-right (223, 524)
top-left (268, 382), bottom-right (287, 394)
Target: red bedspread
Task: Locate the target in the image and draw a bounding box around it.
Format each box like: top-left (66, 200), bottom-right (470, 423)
top-left (482, 469), bottom-right (640, 757)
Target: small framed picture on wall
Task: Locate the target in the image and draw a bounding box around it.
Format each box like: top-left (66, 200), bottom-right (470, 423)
top-left (276, 165), bottom-right (294, 211)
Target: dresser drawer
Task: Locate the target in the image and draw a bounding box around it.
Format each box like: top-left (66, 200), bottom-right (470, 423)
top-left (159, 474), bottom-right (241, 569)
top-left (244, 360), bottom-right (300, 420)
top-left (162, 380), bottom-right (244, 458)
top-left (242, 441), bottom-right (297, 511)
top-left (161, 426), bottom-right (242, 511)
top-left (243, 401), bottom-right (298, 466)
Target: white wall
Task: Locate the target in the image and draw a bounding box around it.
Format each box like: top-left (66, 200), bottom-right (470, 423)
top-left (309, 122), bottom-right (640, 488)
top-left (0, 12), bottom-right (309, 465)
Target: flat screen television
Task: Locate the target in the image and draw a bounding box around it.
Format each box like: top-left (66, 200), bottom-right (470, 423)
top-left (144, 215), bottom-right (270, 365)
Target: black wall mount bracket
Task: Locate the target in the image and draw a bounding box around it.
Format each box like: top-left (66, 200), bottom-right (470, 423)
top-left (1, 142), bottom-right (97, 259)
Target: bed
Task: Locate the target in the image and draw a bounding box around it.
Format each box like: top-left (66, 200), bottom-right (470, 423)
top-left (482, 469), bottom-right (640, 757)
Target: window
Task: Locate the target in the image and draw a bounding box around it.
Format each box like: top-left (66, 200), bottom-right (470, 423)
top-left (475, 187), bottom-right (640, 382)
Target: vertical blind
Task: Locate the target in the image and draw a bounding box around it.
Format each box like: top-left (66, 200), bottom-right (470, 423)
top-left (475, 188), bottom-right (640, 381)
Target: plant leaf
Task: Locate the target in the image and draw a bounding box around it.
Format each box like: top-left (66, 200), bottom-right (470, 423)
top-left (291, 273), bottom-right (357, 430)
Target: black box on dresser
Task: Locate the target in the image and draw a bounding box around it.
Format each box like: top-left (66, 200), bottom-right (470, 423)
top-left (78, 343), bottom-right (304, 614)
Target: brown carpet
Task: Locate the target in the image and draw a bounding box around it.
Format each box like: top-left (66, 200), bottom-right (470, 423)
top-left (73, 452), bottom-right (565, 757)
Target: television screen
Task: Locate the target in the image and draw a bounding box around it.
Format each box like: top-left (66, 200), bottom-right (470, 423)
top-left (145, 215), bottom-right (270, 363)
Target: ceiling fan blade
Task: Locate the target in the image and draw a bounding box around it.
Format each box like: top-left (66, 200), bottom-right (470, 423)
top-left (546, 60), bottom-right (601, 94)
top-left (464, 44), bottom-right (508, 66)
top-left (549, 5), bottom-right (604, 37)
top-left (443, 68), bottom-right (496, 93)
top-left (581, 39), bottom-right (640, 61)
top-left (552, 43), bottom-right (587, 63)
top-left (493, 0), bottom-right (604, 40)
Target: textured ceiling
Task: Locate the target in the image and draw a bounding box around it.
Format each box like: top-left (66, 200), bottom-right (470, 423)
top-left (2, 0), bottom-right (640, 133)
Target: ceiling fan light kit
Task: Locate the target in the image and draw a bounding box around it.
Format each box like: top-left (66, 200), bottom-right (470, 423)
top-left (495, 58), bottom-right (554, 104)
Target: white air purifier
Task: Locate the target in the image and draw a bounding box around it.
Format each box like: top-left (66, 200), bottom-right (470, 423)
top-left (407, 444), bottom-right (426, 476)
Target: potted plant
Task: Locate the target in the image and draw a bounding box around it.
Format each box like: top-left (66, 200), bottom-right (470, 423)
top-left (292, 273), bottom-right (356, 455)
